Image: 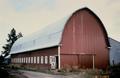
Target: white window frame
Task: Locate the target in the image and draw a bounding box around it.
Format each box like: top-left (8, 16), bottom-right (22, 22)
top-left (18, 58), bottom-right (20, 63)
top-left (13, 58), bottom-right (15, 63)
top-left (45, 56), bottom-right (48, 64)
top-left (11, 59), bottom-right (12, 63)
top-left (13, 58), bottom-right (14, 63)
top-left (19, 58), bottom-right (21, 63)
top-left (28, 57), bottom-right (30, 63)
top-left (26, 57), bottom-right (28, 63)
top-left (16, 58), bottom-right (17, 63)
top-left (24, 57), bottom-right (25, 63)
top-left (21, 58), bottom-right (22, 63)
top-left (18, 58), bottom-right (19, 63)
top-left (20, 58), bottom-right (22, 63)
top-left (34, 57), bottom-right (36, 64)
top-left (37, 56), bottom-right (39, 64)
top-left (16, 58), bottom-right (18, 63)
top-left (31, 57), bottom-right (33, 63)
top-left (15, 58), bottom-right (16, 63)
top-left (14, 58), bottom-right (16, 63)
top-left (41, 56), bottom-right (43, 64)
top-left (22, 58), bottom-right (24, 63)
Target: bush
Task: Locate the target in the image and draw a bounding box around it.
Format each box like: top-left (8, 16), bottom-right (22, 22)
top-left (0, 68), bottom-right (9, 78)
top-left (110, 64), bottom-right (120, 78)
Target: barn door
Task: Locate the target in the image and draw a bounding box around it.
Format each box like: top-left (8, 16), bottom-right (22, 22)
top-left (79, 55), bottom-right (93, 68)
top-left (50, 56), bottom-right (58, 69)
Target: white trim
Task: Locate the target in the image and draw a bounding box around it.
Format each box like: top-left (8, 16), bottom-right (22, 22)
top-left (108, 47), bottom-right (111, 49)
top-left (92, 55), bottom-right (95, 70)
top-left (58, 45), bottom-right (61, 69)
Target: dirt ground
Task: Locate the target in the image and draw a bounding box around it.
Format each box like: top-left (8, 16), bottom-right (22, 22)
top-left (9, 69), bottom-right (109, 78)
top-left (9, 69), bottom-right (27, 78)
top-left (22, 70), bottom-right (90, 78)
top-left (9, 69), bottom-right (93, 78)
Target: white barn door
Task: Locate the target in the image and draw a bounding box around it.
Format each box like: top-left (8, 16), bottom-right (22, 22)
top-left (50, 56), bottom-right (56, 69)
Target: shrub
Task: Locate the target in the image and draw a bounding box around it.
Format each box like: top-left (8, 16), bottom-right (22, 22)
top-left (110, 64), bottom-right (120, 78)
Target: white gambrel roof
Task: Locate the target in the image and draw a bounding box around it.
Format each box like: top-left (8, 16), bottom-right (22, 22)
top-left (10, 15), bottom-right (71, 54)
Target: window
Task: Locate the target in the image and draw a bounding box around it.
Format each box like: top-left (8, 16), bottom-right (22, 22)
top-left (14, 58), bottom-right (15, 63)
top-left (49, 56), bottom-right (52, 64)
top-left (19, 58), bottom-right (21, 63)
top-left (18, 58), bottom-right (19, 63)
top-left (20, 58), bottom-right (21, 63)
top-left (31, 57), bottom-right (33, 63)
top-left (16, 58), bottom-right (17, 63)
top-left (22, 58), bottom-right (24, 63)
top-left (18, 58), bottom-right (20, 63)
top-left (12, 58), bottom-right (14, 63)
top-left (26, 57), bottom-right (28, 63)
top-left (34, 57), bottom-right (36, 63)
top-left (28, 57), bottom-right (30, 63)
top-left (13, 58), bottom-right (15, 63)
top-left (24, 57), bottom-right (26, 63)
top-left (11, 59), bottom-right (13, 63)
top-left (37, 56), bottom-right (39, 64)
top-left (16, 58), bottom-right (18, 63)
top-left (21, 58), bottom-right (22, 63)
top-left (41, 56), bottom-right (43, 64)
top-left (45, 56), bottom-right (48, 64)
top-left (15, 58), bottom-right (16, 63)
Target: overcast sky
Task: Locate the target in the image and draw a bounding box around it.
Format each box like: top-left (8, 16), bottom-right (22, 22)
top-left (0, 0), bottom-right (120, 53)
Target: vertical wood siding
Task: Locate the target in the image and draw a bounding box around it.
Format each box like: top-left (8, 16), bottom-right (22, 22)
top-left (60, 8), bottom-right (109, 69)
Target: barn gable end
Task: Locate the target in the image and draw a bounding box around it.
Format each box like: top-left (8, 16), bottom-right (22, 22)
top-left (60, 8), bottom-right (109, 69)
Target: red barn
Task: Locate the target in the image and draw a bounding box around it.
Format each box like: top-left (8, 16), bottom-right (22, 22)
top-left (10, 7), bottom-right (110, 70)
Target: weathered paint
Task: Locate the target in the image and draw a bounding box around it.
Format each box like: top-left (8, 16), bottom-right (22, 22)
top-left (60, 8), bottom-right (109, 69)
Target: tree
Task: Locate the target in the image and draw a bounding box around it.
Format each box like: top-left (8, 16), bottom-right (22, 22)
top-left (0, 55), bottom-right (4, 66)
top-left (1, 28), bottom-right (23, 57)
top-left (17, 32), bottom-right (23, 38)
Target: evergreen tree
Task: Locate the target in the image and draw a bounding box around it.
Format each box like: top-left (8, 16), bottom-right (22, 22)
top-left (2, 28), bottom-right (23, 57)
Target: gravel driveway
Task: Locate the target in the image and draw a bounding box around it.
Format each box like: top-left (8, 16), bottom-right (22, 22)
top-left (20, 70), bottom-right (83, 78)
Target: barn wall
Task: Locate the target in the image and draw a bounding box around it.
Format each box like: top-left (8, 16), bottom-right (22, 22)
top-left (11, 47), bottom-right (58, 69)
top-left (60, 8), bottom-right (109, 69)
top-left (109, 38), bottom-right (120, 65)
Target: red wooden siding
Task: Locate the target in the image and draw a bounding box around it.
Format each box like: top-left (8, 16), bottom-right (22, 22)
top-left (11, 47), bottom-right (58, 69)
top-left (60, 8), bottom-right (109, 69)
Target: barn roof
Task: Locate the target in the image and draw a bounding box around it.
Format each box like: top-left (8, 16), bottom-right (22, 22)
top-left (10, 15), bottom-right (72, 54)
